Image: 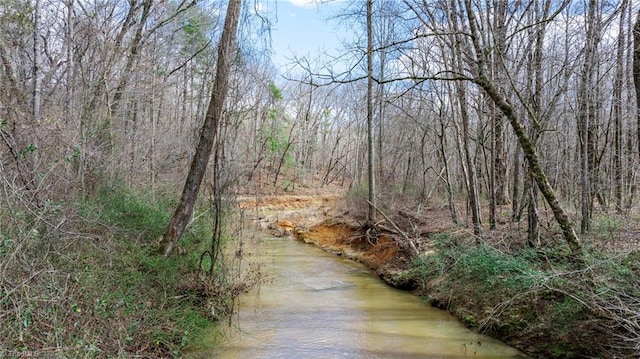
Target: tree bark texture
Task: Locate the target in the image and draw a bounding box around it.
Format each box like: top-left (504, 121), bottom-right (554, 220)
top-left (161, 0), bottom-right (242, 257)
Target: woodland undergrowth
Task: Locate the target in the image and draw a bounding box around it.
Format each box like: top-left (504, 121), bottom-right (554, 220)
top-left (0, 181), bottom-right (255, 358)
top-left (410, 232), bottom-right (640, 359)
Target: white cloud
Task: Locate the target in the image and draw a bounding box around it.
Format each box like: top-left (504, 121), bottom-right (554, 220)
top-left (284, 0), bottom-right (317, 8)
top-left (281, 0), bottom-right (347, 9)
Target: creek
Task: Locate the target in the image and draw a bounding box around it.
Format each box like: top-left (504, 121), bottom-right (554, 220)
top-left (210, 235), bottom-right (527, 358)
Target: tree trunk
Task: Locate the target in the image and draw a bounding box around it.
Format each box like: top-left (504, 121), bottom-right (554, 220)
top-left (451, 1), bottom-right (481, 238)
top-left (458, 81), bottom-right (482, 238)
top-left (161, 0), bottom-right (242, 257)
top-left (32, 0), bottom-right (41, 123)
top-left (511, 145), bottom-right (521, 222)
top-left (524, 0), bottom-right (547, 245)
top-left (439, 111), bottom-right (458, 224)
top-left (634, 9), bottom-right (640, 163)
top-left (577, 0), bottom-right (600, 233)
top-left (527, 170), bottom-right (539, 247)
top-left (366, 0), bottom-right (376, 223)
top-left (491, 0), bottom-right (507, 207)
top-left (613, 0), bottom-right (628, 213)
top-left (65, 0), bottom-right (74, 123)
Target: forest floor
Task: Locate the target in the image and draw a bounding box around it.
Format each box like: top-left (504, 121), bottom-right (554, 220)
top-left (238, 185), bottom-right (640, 359)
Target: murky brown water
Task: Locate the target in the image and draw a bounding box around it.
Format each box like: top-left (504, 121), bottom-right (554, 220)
top-left (210, 236), bottom-right (527, 358)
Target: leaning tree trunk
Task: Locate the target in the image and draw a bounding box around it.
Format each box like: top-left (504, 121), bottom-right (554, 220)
top-left (464, 0), bottom-right (582, 257)
top-left (473, 74), bottom-right (582, 256)
top-left (473, 75), bottom-right (582, 256)
top-left (160, 0), bottom-right (242, 257)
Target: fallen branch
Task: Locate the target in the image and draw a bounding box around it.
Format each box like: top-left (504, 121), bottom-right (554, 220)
top-left (367, 200), bottom-right (420, 255)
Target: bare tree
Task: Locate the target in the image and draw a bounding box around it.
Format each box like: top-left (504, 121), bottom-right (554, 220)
top-left (32, 0), bottom-right (41, 123)
top-left (450, 1), bottom-right (482, 237)
top-left (577, 0), bottom-right (601, 233)
top-left (487, 0), bottom-right (508, 229)
top-left (613, 0), bottom-right (629, 213)
top-left (366, 0), bottom-right (376, 222)
top-left (161, 0), bottom-right (242, 257)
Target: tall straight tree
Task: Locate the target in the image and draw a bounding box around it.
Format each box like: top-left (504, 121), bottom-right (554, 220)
top-left (366, 0), bottom-right (376, 222)
top-left (577, 0), bottom-right (601, 233)
top-left (487, 0), bottom-right (508, 230)
top-left (32, 0), bottom-right (41, 123)
top-left (613, 0), bottom-right (629, 213)
top-left (161, 0), bottom-right (242, 257)
top-left (450, 0), bottom-right (481, 237)
top-left (634, 9), bottom-right (640, 161)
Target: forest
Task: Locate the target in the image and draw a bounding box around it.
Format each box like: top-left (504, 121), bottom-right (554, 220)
top-left (1, 0), bottom-right (640, 357)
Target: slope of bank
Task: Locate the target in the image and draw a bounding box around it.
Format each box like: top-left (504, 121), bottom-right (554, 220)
top-left (0, 185), bottom-right (253, 358)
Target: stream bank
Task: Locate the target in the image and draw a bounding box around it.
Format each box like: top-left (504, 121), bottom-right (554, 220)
top-left (248, 194), bottom-right (636, 359)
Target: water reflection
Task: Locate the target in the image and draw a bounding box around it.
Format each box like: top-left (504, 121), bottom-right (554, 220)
top-left (211, 237), bottom-right (527, 358)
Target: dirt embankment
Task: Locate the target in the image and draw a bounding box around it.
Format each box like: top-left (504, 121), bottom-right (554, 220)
top-left (240, 193), bottom-right (430, 289)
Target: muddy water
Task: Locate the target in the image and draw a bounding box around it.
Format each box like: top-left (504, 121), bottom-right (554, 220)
top-left (212, 236), bottom-right (526, 358)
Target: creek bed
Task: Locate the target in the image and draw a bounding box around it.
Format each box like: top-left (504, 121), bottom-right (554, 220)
top-left (210, 235), bottom-right (527, 358)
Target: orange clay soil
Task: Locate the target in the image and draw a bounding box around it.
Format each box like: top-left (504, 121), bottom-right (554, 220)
top-left (239, 193), bottom-right (434, 288)
top-left (295, 223), bottom-right (404, 273)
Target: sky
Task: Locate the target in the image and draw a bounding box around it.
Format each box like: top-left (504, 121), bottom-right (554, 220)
top-left (262, 0), bottom-right (354, 71)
